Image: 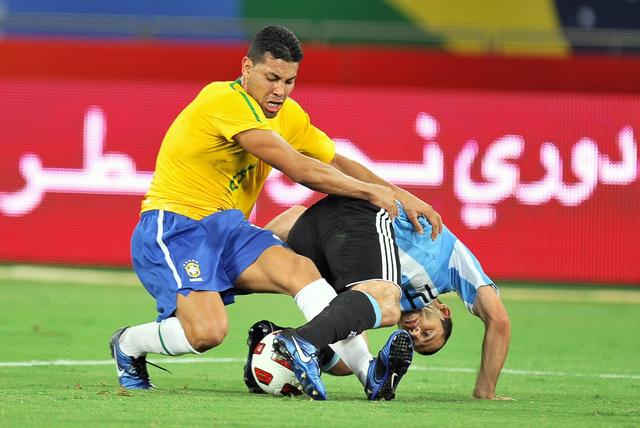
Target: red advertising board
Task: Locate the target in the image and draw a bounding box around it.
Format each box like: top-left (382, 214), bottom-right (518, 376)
top-left (1, 78), bottom-right (638, 284)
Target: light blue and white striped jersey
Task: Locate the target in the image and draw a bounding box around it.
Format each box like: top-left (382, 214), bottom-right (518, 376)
top-left (394, 205), bottom-right (495, 314)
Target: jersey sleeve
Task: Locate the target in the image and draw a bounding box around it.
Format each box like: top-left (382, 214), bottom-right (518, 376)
top-left (282, 98), bottom-right (335, 164)
top-left (448, 240), bottom-right (498, 314)
top-left (201, 82), bottom-right (273, 141)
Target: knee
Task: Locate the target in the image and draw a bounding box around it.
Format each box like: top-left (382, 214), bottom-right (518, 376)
top-left (183, 318), bottom-right (228, 352)
top-left (356, 283), bottom-right (402, 327)
top-left (381, 286), bottom-right (402, 326)
top-left (282, 254), bottom-right (322, 295)
top-left (380, 303), bottom-right (401, 327)
top-left (290, 254), bottom-right (320, 277)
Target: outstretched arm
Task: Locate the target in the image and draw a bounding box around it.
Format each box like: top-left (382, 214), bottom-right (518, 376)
top-left (472, 285), bottom-right (512, 400)
top-left (331, 153), bottom-right (443, 239)
top-left (235, 129), bottom-right (398, 218)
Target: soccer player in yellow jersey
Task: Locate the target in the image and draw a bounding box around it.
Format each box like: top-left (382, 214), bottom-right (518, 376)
top-left (110, 25), bottom-right (443, 400)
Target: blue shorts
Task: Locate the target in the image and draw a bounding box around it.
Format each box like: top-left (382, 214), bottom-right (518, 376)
top-left (131, 209), bottom-right (285, 321)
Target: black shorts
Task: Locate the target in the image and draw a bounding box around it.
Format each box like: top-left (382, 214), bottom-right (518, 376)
top-left (288, 195), bottom-right (401, 293)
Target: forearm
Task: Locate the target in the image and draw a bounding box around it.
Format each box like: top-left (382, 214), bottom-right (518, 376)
top-left (330, 155), bottom-right (400, 195)
top-left (474, 322), bottom-right (511, 398)
top-left (292, 157), bottom-right (376, 200)
top-left (391, 185), bottom-right (423, 207)
top-left (234, 130), bottom-right (397, 216)
top-left (331, 154), bottom-right (442, 236)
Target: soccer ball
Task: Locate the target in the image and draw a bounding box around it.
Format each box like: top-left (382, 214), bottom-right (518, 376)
top-left (250, 332), bottom-right (303, 397)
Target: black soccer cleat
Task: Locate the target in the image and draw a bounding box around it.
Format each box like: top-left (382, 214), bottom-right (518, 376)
top-left (243, 320), bottom-right (290, 393)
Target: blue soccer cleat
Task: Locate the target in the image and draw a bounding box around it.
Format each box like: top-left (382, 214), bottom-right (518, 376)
top-left (109, 327), bottom-right (154, 390)
top-left (272, 329), bottom-right (327, 400)
top-left (365, 329), bottom-right (414, 400)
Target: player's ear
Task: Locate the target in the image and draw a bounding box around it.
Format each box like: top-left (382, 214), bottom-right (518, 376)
top-left (439, 304), bottom-right (451, 319)
top-left (241, 57), bottom-right (253, 81)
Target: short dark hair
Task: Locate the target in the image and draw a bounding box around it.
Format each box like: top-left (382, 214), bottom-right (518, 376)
top-left (419, 317), bottom-right (453, 356)
top-left (248, 25), bottom-right (303, 63)
top-left (442, 316), bottom-right (453, 342)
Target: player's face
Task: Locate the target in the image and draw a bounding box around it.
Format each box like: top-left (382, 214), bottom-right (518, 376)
top-left (399, 307), bottom-right (446, 355)
top-left (241, 53), bottom-right (298, 119)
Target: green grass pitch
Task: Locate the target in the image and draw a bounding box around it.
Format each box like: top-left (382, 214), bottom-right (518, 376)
top-left (0, 265), bottom-right (639, 427)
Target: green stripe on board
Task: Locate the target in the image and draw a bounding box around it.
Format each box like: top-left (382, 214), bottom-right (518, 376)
top-left (243, 0), bottom-right (444, 46)
top-left (229, 82), bottom-right (261, 122)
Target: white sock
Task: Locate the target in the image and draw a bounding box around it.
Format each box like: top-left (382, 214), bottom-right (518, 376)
top-left (119, 317), bottom-right (200, 357)
top-left (330, 335), bottom-right (374, 386)
top-left (294, 278), bottom-right (337, 321)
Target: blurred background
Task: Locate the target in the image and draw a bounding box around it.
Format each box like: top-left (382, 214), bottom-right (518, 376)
top-left (1, 0), bottom-right (639, 286)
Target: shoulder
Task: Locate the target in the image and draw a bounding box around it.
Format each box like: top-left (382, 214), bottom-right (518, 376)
top-left (284, 96), bottom-right (303, 110)
top-left (186, 82), bottom-right (234, 110)
top-left (197, 81), bottom-right (243, 101)
top-left (196, 81), bottom-right (266, 122)
top-left (271, 97), bottom-right (313, 136)
top-left (280, 97), bottom-right (308, 119)
top-left (196, 81), bottom-right (262, 104)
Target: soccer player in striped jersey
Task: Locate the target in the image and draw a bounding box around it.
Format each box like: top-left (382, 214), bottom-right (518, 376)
top-left (109, 25), bottom-right (443, 400)
top-left (392, 203), bottom-right (511, 400)
top-left (250, 196), bottom-right (511, 400)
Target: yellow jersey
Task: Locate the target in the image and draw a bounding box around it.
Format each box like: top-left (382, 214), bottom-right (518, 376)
top-left (141, 80), bottom-right (335, 219)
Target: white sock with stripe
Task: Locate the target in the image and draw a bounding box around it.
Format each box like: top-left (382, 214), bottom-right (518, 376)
top-left (330, 336), bottom-right (374, 387)
top-left (294, 278), bottom-right (338, 320)
top-left (119, 317), bottom-right (200, 357)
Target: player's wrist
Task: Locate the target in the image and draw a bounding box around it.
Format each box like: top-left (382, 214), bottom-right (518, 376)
top-left (362, 183), bottom-right (383, 201)
top-left (473, 381), bottom-right (496, 399)
top-left (473, 388), bottom-right (495, 399)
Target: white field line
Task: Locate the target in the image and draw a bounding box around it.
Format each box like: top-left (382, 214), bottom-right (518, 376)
top-left (411, 366), bottom-right (640, 380)
top-left (0, 357), bottom-right (638, 380)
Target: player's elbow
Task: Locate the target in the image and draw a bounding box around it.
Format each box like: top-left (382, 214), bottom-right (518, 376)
top-left (279, 161), bottom-right (311, 184)
top-left (489, 313), bottom-right (511, 338)
top-left (281, 157), bottom-right (324, 186)
top-left (380, 304), bottom-right (401, 327)
top-left (283, 169), bottom-right (305, 184)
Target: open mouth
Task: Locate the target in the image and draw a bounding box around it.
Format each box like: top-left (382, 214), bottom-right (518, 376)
top-left (265, 101), bottom-right (283, 113)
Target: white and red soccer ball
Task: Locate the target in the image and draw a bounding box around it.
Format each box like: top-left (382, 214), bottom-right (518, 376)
top-left (250, 332), bottom-right (303, 397)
